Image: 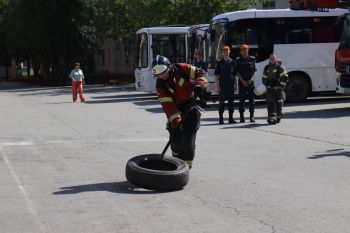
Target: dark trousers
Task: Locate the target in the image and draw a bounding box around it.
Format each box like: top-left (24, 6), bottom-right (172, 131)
top-left (266, 88), bottom-right (284, 118)
top-left (239, 84), bottom-right (255, 113)
top-left (169, 109), bottom-right (200, 161)
top-left (218, 89), bottom-right (235, 115)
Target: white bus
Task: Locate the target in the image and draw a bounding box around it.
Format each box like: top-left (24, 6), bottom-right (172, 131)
top-left (135, 24), bottom-right (209, 93)
top-left (208, 8), bottom-right (349, 101)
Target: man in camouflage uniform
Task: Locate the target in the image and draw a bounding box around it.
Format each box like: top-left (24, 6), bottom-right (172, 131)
top-left (262, 54), bottom-right (288, 124)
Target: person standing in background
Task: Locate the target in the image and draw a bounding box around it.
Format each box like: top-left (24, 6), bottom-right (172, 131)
top-left (70, 62), bottom-right (85, 103)
top-left (262, 54), bottom-right (288, 124)
top-left (236, 44), bottom-right (257, 123)
top-left (214, 45), bottom-right (237, 124)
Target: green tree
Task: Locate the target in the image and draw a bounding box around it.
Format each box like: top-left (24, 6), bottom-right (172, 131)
top-left (2, 0), bottom-right (97, 85)
top-left (0, 0), bottom-right (267, 85)
top-left (93, 0), bottom-right (267, 43)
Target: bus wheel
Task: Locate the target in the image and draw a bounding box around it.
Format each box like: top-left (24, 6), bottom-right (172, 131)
top-left (285, 75), bottom-right (310, 102)
top-left (125, 154), bottom-right (189, 191)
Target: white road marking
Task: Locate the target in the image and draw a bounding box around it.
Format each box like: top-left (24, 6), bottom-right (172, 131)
top-left (1, 150), bottom-right (44, 231)
top-left (0, 138), bottom-right (168, 146)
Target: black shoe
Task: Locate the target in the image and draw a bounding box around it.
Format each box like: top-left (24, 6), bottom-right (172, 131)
top-left (219, 119), bottom-right (224, 124)
top-left (239, 113), bottom-right (245, 123)
top-left (267, 119), bottom-right (277, 125)
top-left (228, 118), bottom-right (237, 124)
top-left (250, 117), bottom-right (255, 122)
top-left (276, 118), bottom-right (281, 123)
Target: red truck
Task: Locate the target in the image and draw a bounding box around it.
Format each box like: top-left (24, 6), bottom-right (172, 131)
top-left (290, 0), bottom-right (339, 9)
top-left (335, 12), bottom-right (350, 94)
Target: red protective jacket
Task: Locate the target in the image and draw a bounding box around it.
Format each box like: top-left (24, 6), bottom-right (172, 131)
top-left (156, 63), bottom-right (207, 126)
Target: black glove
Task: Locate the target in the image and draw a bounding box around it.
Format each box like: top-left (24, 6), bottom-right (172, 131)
top-left (193, 85), bottom-right (204, 100)
top-left (169, 124), bottom-right (183, 141)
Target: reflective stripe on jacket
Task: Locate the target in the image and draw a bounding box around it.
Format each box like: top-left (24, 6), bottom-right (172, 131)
top-left (262, 63), bottom-right (288, 88)
top-left (156, 63), bottom-right (207, 126)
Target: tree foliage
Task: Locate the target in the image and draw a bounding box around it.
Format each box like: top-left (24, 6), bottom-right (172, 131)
top-left (0, 0), bottom-right (266, 85)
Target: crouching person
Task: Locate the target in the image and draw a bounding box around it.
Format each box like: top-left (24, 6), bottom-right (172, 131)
top-left (152, 55), bottom-right (208, 168)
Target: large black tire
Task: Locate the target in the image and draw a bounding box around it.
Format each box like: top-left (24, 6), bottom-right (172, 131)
top-left (285, 75), bottom-right (310, 102)
top-left (125, 154), bottom-right (190, 191)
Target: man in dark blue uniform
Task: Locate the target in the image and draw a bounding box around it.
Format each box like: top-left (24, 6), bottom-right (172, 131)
top-left (214, 45), bottom-right (237, 124)
top-left (236, 44), bottom-right (257, 123)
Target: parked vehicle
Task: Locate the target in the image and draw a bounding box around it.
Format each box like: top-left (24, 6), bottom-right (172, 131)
top-left (134, 24), bottom-right (209, 94)
top-left (335, 13), bottom-right (350, 94)
top-left (208, 7), bottom-right (348, 101)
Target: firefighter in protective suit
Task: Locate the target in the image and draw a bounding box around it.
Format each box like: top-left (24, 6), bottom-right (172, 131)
top-left (262, 54), bottom-right (288, 124)
top-left (152, 55), bottom-right (208, 168)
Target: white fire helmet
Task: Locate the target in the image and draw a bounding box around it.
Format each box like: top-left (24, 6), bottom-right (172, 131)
top-left (152, 55), bottom-right (170, 76)
top-left (254, 83), bottom-right (267, 96)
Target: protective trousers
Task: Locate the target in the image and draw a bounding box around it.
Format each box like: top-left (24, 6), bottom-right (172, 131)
top-left (266, 88), bottom-right (284, 119)
top-left (169, 109), bottom-right (201, 164)
top-left (72, 81), bottom-right (85, 102)
top-left (218, 90), bottom-right (234, 115)
top-left (238, 84), bottom-right (255, 113)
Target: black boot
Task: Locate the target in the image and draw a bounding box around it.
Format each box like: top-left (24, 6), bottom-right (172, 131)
top-left (250, 112), bottom-right (255, 122)
top-left (240, 112), bottom-right (245, 123)
top-left (228, 112), bottom-right (236, 124)
top-left (219, 113), bottom-right (224, 124)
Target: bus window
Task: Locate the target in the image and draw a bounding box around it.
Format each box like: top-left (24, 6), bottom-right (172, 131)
top-left (274, 18), bottom-right (312, 44)
top-left (136, 33), bottom-right (148, 68)
top-left (188, 34), bottom-right (204, 64)
top-left (226, 19), bottom-right (259, 58)
top-left (312, 17), bottom-right (342, 43)
top-left (286, 29), bottom-right (312, 43)
top-left (152, 34), bottom-right (187, 63)
top-left (256, 19), bottom-right (274, 62)
top-left (228, 19), bottom-right (258, 49)
top-left (208, 18), bottom-right (227, 63)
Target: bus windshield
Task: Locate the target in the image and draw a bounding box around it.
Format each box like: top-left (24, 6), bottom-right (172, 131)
top-left (136, 33), bottom-right (148, 68)
top-left (152, 34), bottom-right (187, 63)
top-left (208, 18), bottom-right (228, 64)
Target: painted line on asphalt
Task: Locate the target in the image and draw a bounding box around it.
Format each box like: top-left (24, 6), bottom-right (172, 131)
top-left (0, 138), bottom-right (168, 146)
top-left (1, 150), bottom-right (44, 231)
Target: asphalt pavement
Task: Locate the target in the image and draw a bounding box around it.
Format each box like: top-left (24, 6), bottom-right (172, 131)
top-left (0, 82), bottom-right (349, 233)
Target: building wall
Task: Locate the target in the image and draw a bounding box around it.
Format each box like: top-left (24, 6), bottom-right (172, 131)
top-left (94, 38), bottom-right (135, 75)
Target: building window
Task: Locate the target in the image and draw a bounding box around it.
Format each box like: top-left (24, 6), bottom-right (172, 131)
top-left (263, 0), bottom-right (276, 9)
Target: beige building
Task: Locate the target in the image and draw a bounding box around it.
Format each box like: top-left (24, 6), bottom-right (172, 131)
top-left (94, 38), bottom-right (135, 77)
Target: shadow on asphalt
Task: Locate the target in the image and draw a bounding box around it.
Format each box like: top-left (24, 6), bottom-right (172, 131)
top-left (200, 107), bottom-right (350, 125)
top-left (52, 181), bottom-right (175, 195)
top-left (201, 117), bottom-right (268, 127)
top-left (284, 107), bottom-right (350, 119)
top-left (308, 149), bottom-right (350, 159)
